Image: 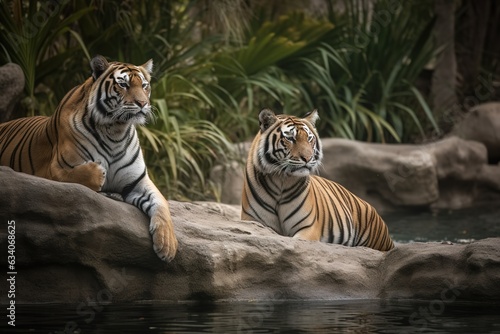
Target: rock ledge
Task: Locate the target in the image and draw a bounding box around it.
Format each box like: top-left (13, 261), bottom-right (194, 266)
top-left (0, 167), bottom-right (499, 303)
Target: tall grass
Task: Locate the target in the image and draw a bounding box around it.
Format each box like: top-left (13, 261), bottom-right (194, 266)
top-left (141, 100), bottom-right (234, 200)
top-left (209, 1), bottom-right (439, 142)
top-left (279, 0), bottom-right (440, 142)
top-left (0, 0), bottom-right (443, 200)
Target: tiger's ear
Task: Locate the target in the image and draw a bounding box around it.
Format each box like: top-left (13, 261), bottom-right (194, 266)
top-left (304, 109), bottom-right (319, 127)
top-left (259, 108), bottom-right (278, 132)
top-left (90, 55), bottom-right (109, 80)
top-left (141, 59), bottom-right (154, 74)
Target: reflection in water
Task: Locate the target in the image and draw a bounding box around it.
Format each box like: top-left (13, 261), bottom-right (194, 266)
top-left (383, 205), bottom-right (500, 244)
top-left (4, 299), bottom-right (500, 333)
top-left (3, 207), bottom-right (499, 333)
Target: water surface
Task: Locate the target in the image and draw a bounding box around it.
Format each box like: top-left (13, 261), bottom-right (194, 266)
top-left (4, 299), bottom-right (500, 333)
top-left (384, 205), bottom-right (500, 244)
top-left (3, 207), bottom-right (499, 333)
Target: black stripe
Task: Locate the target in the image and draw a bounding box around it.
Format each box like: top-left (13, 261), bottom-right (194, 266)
top-left (283, 194), bottom-right (308, 222)
top-left (289, 208), bottom-right (313, 235)
top-left (115, 144), bottom-right (140, 173)
top-left (10, 120), bottom-right (40, 170)
top-left (25, 120), bottom-right (45, 173)
top-left (60, 154), bottom-right (74, 168)
top-left (0, 119), bottom-right (27, 160)
top-left (281, 179), bottom-right (308, 203)
top-left (138, 192), bottom-right (153, 212)
top-left (246, 169), bottom-right (276, 214)
top-left (121, 169), bottom-right (147, 198)
top-left (292, 221), bottom-right (315, 235)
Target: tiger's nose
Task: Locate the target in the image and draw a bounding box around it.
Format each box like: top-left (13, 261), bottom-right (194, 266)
top-left (135, 100), bottom-right (148, 108)
top-left (300, 154), bottom-right (313, 163)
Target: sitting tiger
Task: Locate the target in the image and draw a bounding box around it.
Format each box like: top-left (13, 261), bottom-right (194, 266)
top-left (241, 108), bottom-right (394, 251)
top-left (0, 55), bottom-right (177, 261)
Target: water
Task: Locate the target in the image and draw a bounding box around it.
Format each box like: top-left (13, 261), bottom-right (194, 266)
top-left (3, 207), bottom-right (500, 333)
top-left (3, 299), bottom-right (500, 333)
top-left (384, 205), bottom-right (500, 244)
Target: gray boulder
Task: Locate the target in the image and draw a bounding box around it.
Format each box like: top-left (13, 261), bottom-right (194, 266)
top-left (213, 136), bottom-right (500, 212)
top-left (320, 136), bottom-right (498, 211)
top-left (452, 102), bottom-right (500, 163)
top-left (0, 63), bottom-right (24, 122)
top-left (1, 166), bottom-right (499, 304)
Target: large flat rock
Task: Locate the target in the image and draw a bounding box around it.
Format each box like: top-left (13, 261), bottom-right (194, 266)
top-left (0, 167), bottom-right (499, 303)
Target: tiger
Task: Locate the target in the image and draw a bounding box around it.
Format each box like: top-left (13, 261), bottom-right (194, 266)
top-left (0, 55), bottom-right (177, 261)
top-left (241, 108), bottom-right (394, 251)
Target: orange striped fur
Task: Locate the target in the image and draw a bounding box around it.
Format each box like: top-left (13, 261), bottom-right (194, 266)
top-left (241, 109), bottom-right (394, 251)
top-left (0, 56), bottom-right (177, 261)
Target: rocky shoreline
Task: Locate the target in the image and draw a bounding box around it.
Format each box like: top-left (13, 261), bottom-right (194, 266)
top-left (1, 167), bottom-right (499, 304)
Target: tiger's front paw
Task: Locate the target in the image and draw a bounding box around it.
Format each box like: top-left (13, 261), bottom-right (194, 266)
top-left (64, 160), bottom-right (106, 191)
top-left (150, 215), bottom-right (178, 262)
top-left (78, 160), bottom-right (106, 191)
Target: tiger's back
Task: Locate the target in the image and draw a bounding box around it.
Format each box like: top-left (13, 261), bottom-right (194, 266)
top-left (241, 108), bottom-right (394, 251)
top-left (305, 175), bottom-right (393, 250)
top-left (0, 116), bottom-right (54, 177)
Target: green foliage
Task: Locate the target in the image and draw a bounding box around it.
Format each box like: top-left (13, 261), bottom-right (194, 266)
top-left (0, 0), bottom-right (91, 114)
top-left (0, 0), bottom-right (444, 200)
top-left (207, 2), bottom-right (439, 142)
top-left (141, 100), bottom-right (234, 200)
top-left (278, 0), bottom-right (439, 142)
top-left (0, 0), bottom-right (238, 200)
top-left (211, 12), bottom-right (335, 137)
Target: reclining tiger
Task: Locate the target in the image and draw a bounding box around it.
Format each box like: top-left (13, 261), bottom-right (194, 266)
top-left (241, 108), bottom-right (394, 251)
top-left (0, 55), bottom-right (177, 261)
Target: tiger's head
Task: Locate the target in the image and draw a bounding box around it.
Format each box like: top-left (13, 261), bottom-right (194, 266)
top-left (88, 55), bottom-right (153, 126)
top-left (254, 108), bottom-right (323, 177)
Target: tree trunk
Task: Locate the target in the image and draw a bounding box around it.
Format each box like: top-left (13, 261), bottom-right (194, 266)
top-left (456, 0), bottom-right (490, 99)
top-left (431, 0), bottom-right (458, 133)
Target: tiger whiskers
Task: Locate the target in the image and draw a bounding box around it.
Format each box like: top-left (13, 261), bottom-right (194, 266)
top-left (108, 105), bottom-right (153, 125)
top-left (148, 104), bottom-right (159, 124)
top-left (268, 160), bottom-right (290, 175)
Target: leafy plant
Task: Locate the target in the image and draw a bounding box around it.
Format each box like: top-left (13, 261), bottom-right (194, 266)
top-left (0, 0), bottom-right (447, 201)
top-left (0, 0), bottom-right (239, 201)
top-left (101, 1), bottom-right (240, 200)
top-left (279, 0), bottom-right (439, 142)
top-left (0, 0), bottom-right (92, 114)
top-left (211, 11), bottom-right (335, 138)
top-left (141, 99), bottom-right (234, 200)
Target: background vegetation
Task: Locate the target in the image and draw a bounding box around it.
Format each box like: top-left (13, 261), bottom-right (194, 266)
top-left (1, 0), bottom-right (498, 200)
